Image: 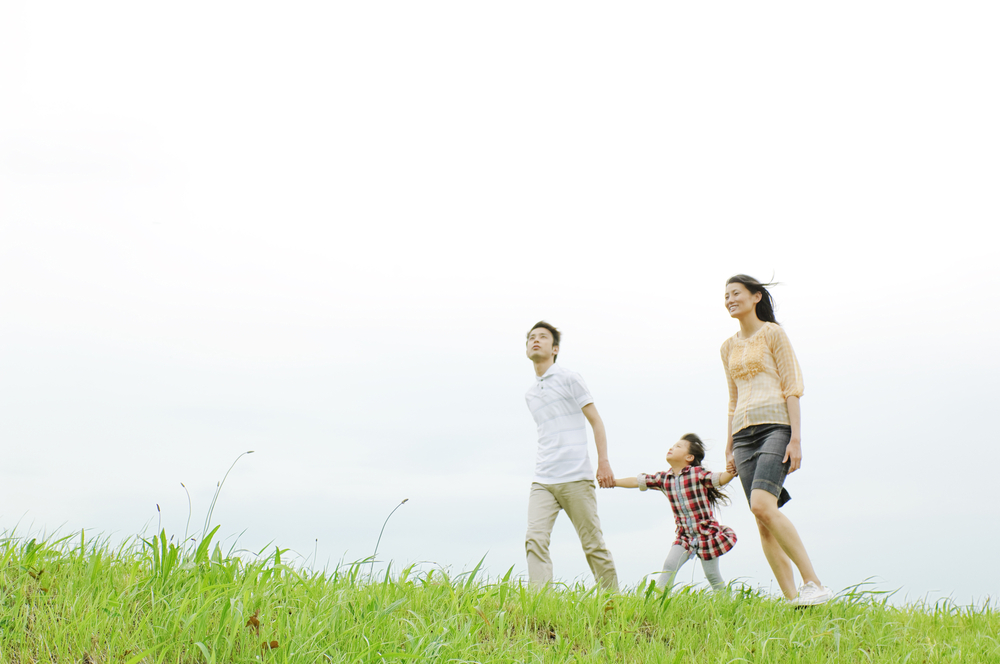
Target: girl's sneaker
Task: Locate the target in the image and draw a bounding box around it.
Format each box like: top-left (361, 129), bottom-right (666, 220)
top-left (794, 581), bottom-right (833, 606)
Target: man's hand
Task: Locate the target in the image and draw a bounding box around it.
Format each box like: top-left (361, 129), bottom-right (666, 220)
top-left (596, 459), bottom-right (615, 488)
top-left (783, 437), bottom-right (802, 473)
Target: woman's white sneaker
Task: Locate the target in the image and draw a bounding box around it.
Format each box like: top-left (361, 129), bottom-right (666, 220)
top-left (794, 581), bottom-right (833, 606)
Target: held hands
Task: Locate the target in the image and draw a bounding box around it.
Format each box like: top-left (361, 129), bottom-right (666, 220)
top-left (783, 437), bottom-right (802, 473)
top-left (725, 448), bottom-right (738, 476)
top-left (596, 459), bottom-right (615, 488)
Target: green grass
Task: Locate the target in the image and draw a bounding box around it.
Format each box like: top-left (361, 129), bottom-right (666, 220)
top-left (1, 531), bottom-right (996, 663)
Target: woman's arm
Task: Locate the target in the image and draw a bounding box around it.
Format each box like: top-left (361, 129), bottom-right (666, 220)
top-left (615, 477), bottom-right (639, 489)
top-left (721, 342), bottom-right (739, 475)
top-left (725, 413), bottom-right (737, 475)
top-left (769, 326), bottom-right (803, 473)
top-left (784, 395), bottom-right (802, 473)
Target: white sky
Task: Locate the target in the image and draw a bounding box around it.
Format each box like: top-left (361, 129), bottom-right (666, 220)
top-left (1, 2), bottom-right (998, 604)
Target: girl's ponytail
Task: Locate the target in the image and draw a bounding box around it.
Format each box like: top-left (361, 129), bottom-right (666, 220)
top-left (682, 433), bottom-right (731, 507)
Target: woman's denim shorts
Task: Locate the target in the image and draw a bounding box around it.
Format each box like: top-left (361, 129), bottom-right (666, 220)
top-left (732, 423), bottom-right (792, 508)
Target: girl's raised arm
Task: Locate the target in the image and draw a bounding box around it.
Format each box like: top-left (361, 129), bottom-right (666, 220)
top-left (615, 476), bottom-right (639, 489)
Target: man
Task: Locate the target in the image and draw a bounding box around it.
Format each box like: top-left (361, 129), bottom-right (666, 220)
top-left (524, 321), bottom-right (618, 590)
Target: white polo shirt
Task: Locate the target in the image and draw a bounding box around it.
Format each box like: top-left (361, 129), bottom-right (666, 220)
top-left (525, 363), bottom-right (595, 484)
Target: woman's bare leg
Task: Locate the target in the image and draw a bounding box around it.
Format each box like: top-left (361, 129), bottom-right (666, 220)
top-left (756, 517), bottom-right (796, 599)
top-left (750, 489), bottom-right (821, 595)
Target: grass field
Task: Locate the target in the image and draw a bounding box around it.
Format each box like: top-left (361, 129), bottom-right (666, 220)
top-left (1, 530), bottom-right (996, 663)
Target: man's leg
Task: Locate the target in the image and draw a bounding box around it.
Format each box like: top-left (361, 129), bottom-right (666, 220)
top-left (555, 479), bottom-right (619, 591)
top-left (525, 482), bottom-right (561, 587)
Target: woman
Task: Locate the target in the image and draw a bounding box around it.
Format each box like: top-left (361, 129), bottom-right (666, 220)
top-left (721, 274), bottom-right (832, 605)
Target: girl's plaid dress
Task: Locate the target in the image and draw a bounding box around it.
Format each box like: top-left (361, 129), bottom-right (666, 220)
top-left (639, 465), bottom-right (737, 560)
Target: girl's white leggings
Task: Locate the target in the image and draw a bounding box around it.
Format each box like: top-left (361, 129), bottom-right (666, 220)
top-left (655, 544), bottom-right (726, 592)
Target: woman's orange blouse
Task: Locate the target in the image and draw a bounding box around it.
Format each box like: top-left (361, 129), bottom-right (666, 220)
top-left (721, 322), bottom-right (804, 435)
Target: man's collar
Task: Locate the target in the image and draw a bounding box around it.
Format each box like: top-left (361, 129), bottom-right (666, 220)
top-left (536, 363), bottom-right (563, 382)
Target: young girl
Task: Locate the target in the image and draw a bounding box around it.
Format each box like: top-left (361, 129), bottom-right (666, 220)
top-left (616, 433), bottom-right (736, 592)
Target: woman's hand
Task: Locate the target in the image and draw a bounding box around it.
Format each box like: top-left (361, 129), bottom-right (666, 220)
top-left (725, 447), bottom-right (737, 475)
top-left (783, 437), bottom-right (802, 473)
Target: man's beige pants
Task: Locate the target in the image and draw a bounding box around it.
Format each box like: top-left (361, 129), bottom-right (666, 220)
top-left (525, 479), bottom-right (618, 591)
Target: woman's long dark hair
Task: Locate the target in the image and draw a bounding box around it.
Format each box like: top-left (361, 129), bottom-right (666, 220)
top-left (726, 274), bottom-right (779, 324)
top-left (681, 433), bottom-right (730, 507)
